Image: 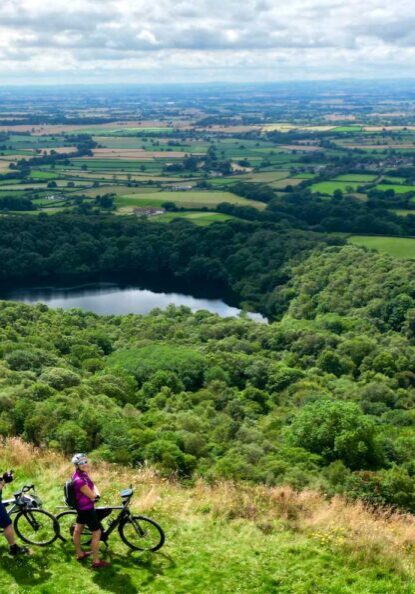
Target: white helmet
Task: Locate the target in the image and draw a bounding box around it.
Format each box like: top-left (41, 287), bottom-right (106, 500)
top-left (71, 453), bottom-right (88, 466)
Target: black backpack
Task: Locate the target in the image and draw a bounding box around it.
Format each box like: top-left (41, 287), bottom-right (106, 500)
top-left (64, 479), bottom-right (77, 509)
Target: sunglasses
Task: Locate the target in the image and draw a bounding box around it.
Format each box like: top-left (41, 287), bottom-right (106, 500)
top-left (78, 460), bottom-right (89, 466)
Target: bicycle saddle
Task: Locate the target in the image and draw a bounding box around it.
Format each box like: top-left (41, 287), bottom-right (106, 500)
top-left (120, 488), bottom-right (133, 498)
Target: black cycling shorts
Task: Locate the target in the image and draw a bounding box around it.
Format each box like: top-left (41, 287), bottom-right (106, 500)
top-left (76, 509), bottom-right (101, 532)
top-left (0, 502), bottom-right (12, 529)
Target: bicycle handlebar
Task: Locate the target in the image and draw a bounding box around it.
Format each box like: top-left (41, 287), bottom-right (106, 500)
top-left (15, 485), bottom-right (35, 496)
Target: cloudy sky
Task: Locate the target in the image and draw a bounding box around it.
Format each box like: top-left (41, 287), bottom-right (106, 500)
top-left (1, 0), bottom-right (415, 84)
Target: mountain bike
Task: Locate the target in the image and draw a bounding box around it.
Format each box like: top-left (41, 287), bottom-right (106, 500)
top-left (1, 484), bottom-right (60, 546)
top-left (56, 487), bottom-right (165, 552)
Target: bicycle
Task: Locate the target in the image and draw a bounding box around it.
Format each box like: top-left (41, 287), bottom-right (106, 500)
top-left (1, 484), bottom-right (60, 546)
top-left (56, 487), bottom-right (165, 552)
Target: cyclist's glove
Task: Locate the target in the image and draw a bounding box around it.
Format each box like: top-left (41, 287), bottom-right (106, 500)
top-left (2, 471), bottom-right (13, 484)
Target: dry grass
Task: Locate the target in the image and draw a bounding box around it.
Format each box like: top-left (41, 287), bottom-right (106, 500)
top-left (40, 146), bottom-right (77, 155)
top-left (2, 438), bottom-right (415, 577)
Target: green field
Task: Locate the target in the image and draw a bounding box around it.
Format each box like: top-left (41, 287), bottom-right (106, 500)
top-left (30, 171), bottom-right (59, 180)
top-left (240, 171), bottom-right (290, 183)
top-left (391, 209), bottom-right (415, 216)
top-left (83, 185), bottom-right (161, 198)
top-left (334, 174), bottom-right (377, 182)
top-left (375, 184), bottom-right (415, 194)
top-left (349, 235), bottom-right (415, 259)
top-left (382, 177), bottom-right (407, 184)
top-left (115, 191), bottom-right (266, 211)
top-left (333, 125), bottom-right (363, 132)
top-left (311, 181), bottom-right (362, 195)
top-left (150, 211), bottom-right (237, 225)
top-left (294, 172), bottom-right (316, 179)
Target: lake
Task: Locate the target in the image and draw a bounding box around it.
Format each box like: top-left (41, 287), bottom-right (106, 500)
top-left (0, 282), bottom-right (267, 322)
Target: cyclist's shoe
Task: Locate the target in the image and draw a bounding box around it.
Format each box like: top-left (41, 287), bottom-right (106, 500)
top-left (76, 551), bottom-right (92, 561)
top-left (9, 544), bottom-right (29, 556)
top-left (92, 560), bottom-right (111, 569)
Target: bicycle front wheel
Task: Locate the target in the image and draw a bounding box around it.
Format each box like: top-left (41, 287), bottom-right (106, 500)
top-left (14, 509), bottom-right (59, 546)
top-left (119, 515), bottom-right (165, 552)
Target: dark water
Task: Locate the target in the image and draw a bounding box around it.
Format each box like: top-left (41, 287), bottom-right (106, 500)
top-left (0, 282), bottom-right (267, 322)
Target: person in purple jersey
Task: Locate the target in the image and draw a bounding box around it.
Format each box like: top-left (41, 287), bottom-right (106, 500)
top-left (71, 453), bottom-right (110, 568)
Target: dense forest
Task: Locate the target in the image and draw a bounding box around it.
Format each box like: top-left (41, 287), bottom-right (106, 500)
top-left (2, 243), bottom-right (415, 512)
top-left (0, 214), bottom-right (334, 318)
top-left (220, 187), bottom-right (415, 236)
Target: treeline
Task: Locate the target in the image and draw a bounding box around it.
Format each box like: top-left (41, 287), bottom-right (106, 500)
top-left (0, 214), bottom-right (332, 317)
top-left (0, 196), bottom-right (34, 211)
top-left (215, 188), bottom-right (415, 236)
top-left (268, 191), bottom-right (415, 236)
top-left (2, 244), bottom-right (415, 511)
top-left (12, 134), bottom-right (97, 172)
top-left (230, 182), bottom-right (277, 203)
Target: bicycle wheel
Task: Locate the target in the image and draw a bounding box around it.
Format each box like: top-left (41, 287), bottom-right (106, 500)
top-left (14, 509), bottom-right (59, 546)
top-left (56, 510), bottom-right (92, 546)
top-left (119, 515), bottom-right (165, 552)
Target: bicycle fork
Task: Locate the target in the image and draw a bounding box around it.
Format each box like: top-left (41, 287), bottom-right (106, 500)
top-left (24, 511), bottom-right (41, 531)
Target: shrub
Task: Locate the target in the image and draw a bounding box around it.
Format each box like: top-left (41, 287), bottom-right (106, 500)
top-left (40, 367), bottom-right (81, 390)
top-left (107, 345), bottom-right (206, 391)
top-left (288, 398), bottom-right (384, 469)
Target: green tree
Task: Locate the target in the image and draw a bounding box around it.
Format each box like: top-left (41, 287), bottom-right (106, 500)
top-left (288, 398), bottom-right (383, 469)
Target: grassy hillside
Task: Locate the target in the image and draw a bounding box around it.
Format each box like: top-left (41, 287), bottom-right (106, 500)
top-left (0, 439), bottom-right (415, 594)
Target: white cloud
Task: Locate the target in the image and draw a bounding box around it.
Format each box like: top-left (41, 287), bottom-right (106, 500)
top-left (0, 0), bottom-right (414, 82)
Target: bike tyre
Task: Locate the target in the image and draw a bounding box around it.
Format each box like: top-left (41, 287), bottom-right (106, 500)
top-left (14, 509), bottom-right (59, 546)
top-left (119, 515), bottom-right (165, 552)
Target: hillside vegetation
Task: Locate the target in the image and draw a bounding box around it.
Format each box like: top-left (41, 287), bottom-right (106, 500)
top-left (2, 244), bottom-right (415, 513)
top-left (1, 439), bottom-right (415, 594)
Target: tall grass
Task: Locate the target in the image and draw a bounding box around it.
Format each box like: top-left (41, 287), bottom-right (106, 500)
top-left (1, 437), bottom-right (415, 581)
top-left (0, 439), bottom-right (411, 593)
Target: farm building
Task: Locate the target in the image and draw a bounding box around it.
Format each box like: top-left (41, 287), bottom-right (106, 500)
top-left (44, 195), bottom-right (64, 201)
top-left (171, 184), bottom-right (193, 191)
top-left (133, 207), bottom-right (165, 218)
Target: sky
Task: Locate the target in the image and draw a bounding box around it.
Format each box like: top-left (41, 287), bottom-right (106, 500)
top-left (1, 0), bottom-right (415, 84)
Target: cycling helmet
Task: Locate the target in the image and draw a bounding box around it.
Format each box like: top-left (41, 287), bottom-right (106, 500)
top-left (71, 453), bottom-right (88, 466)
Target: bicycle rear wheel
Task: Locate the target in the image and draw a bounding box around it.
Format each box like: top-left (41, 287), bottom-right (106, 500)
top-left (119, 515), bottom-right (165, 552)
top-left (14, 509), bottom-right (59, 546)
top-left (56, 510), bottom-right (92, 545)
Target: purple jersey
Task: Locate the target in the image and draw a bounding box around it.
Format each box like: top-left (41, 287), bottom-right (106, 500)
top-left (72, 469), bottom-right (95, 511)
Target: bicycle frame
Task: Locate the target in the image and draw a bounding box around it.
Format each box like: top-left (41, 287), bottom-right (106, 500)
top-left (2, 499), bottom-right (23, 516)
top-left (1, 485), bottom-right (44, 533)
top-left (57, 488), bottom-right (165, 552)
top-left (57, 491), bottom-right (134, 544)
top-left (97, 505), bottom-right (129, 542)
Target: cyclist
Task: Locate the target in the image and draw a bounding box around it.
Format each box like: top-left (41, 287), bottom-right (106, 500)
top-left (0, 471), bottom-right (28, 556)
top-left (71, 453), bottom-right (110, 568)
